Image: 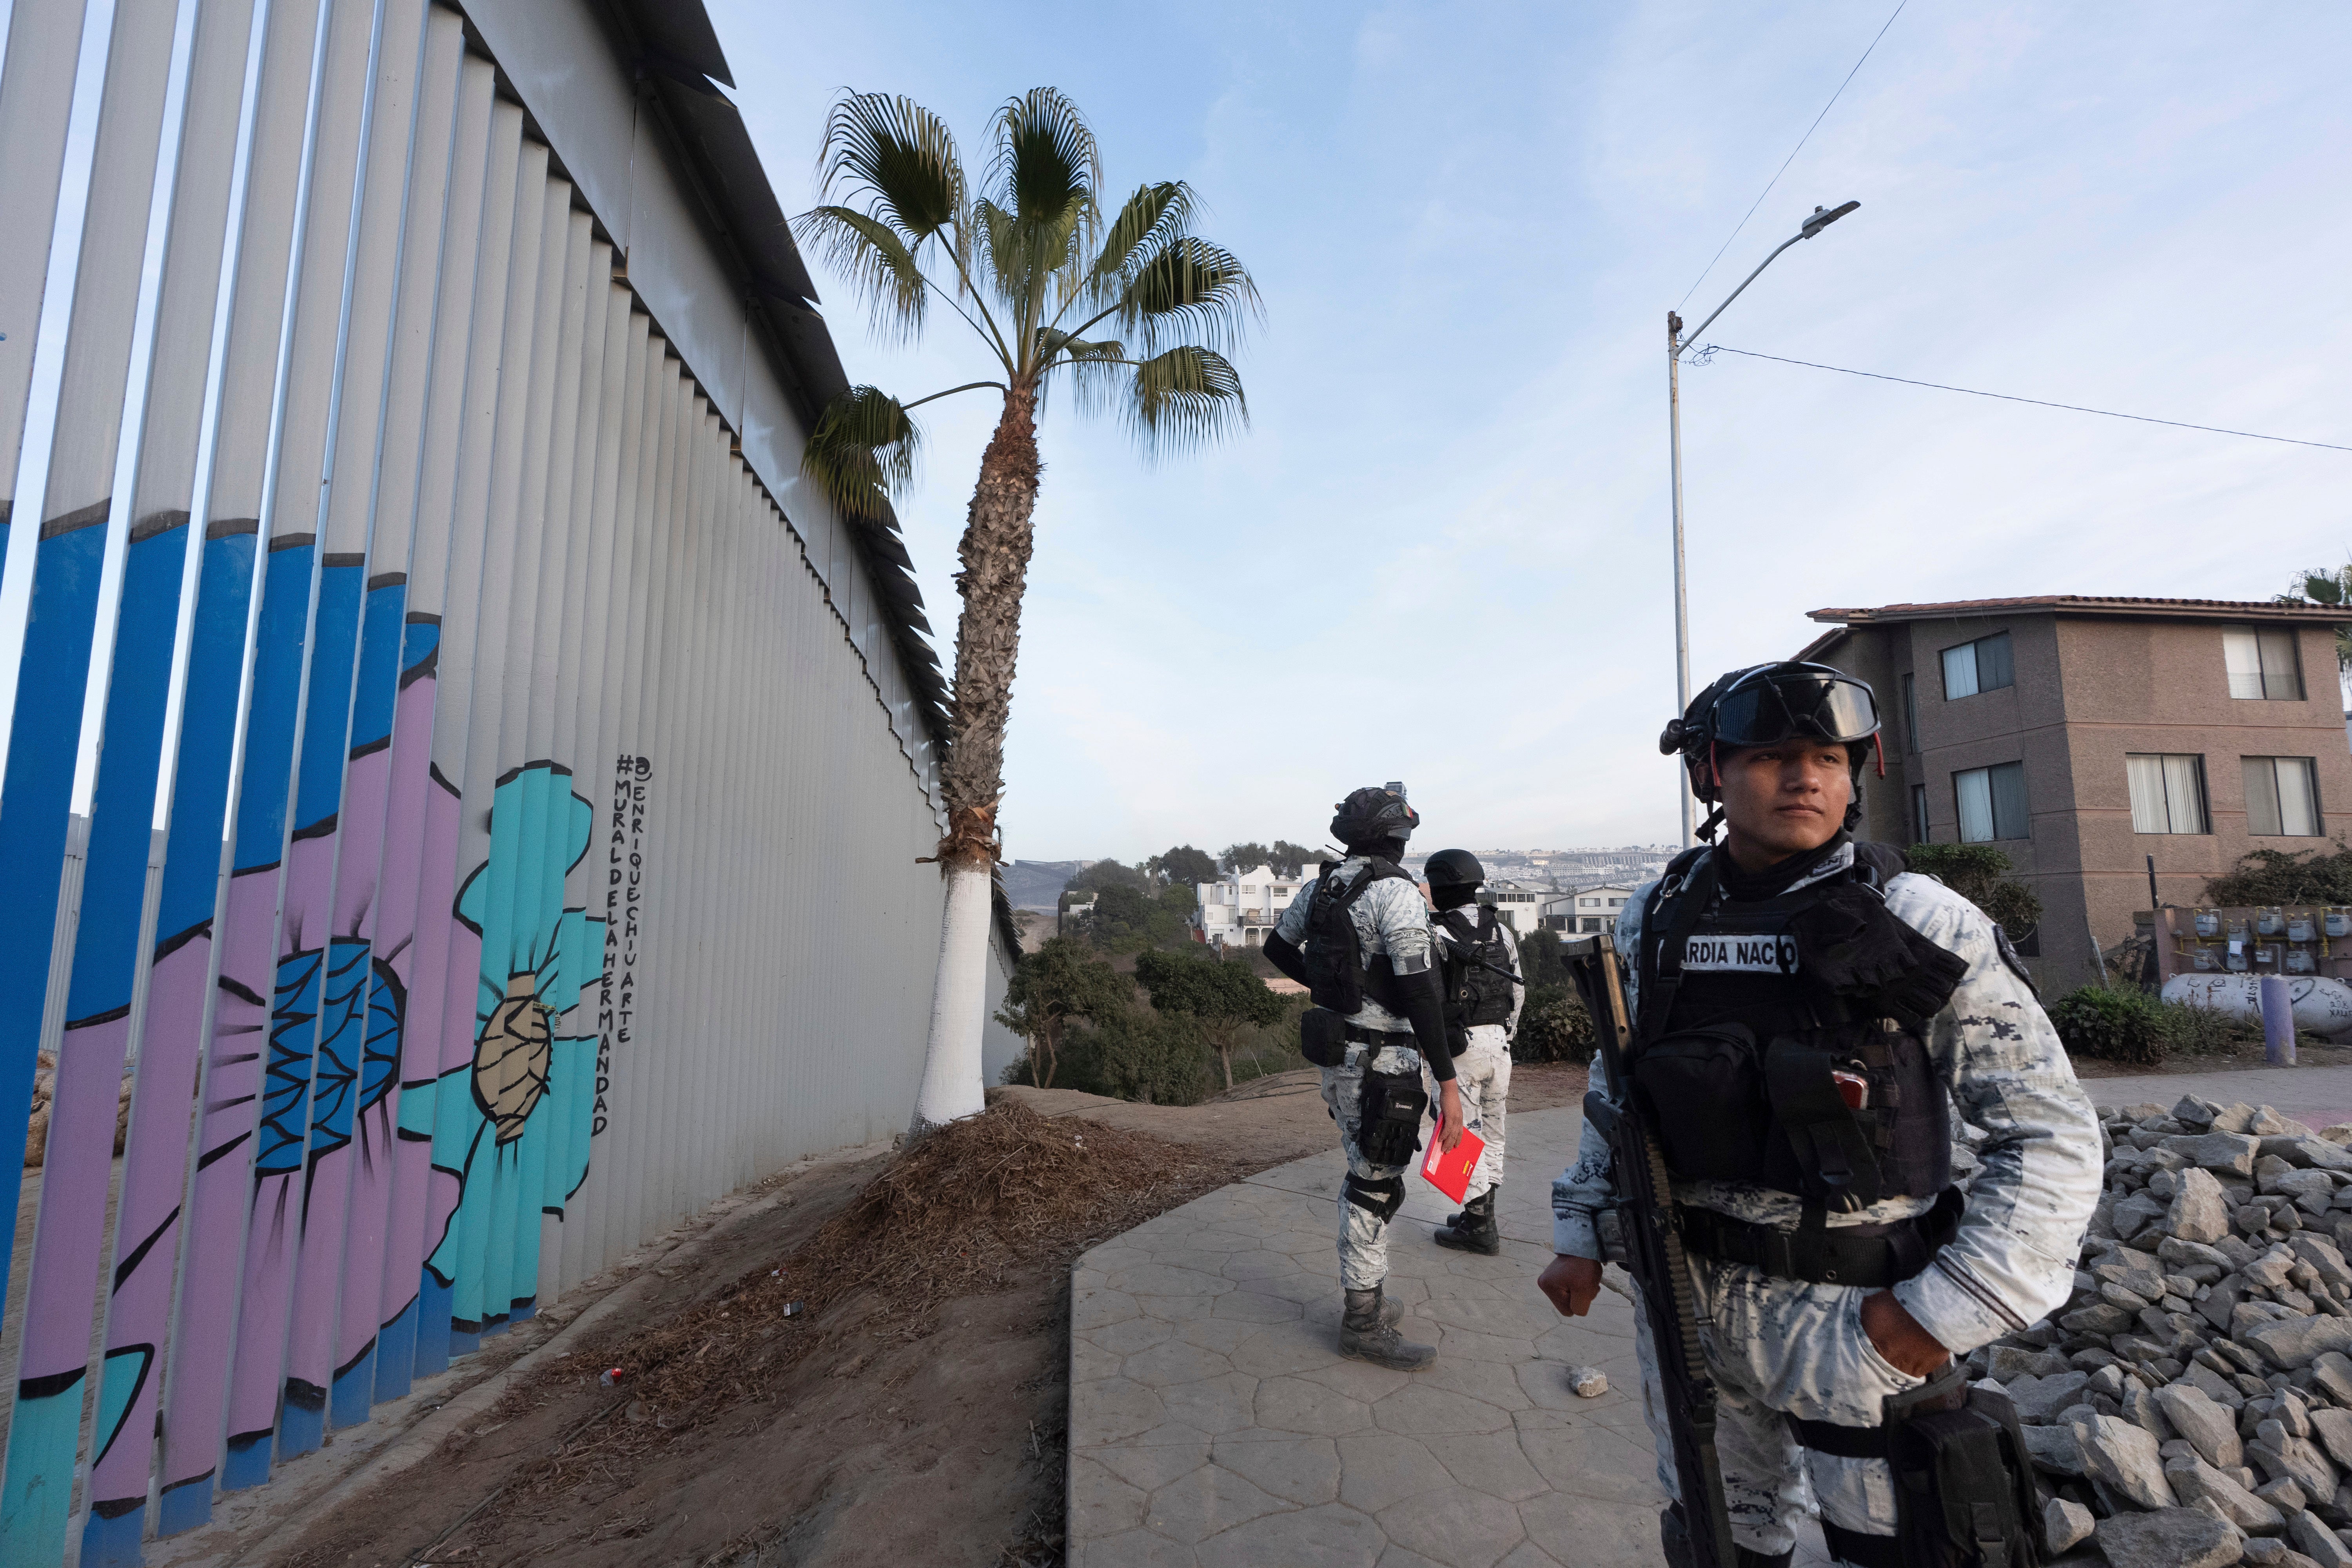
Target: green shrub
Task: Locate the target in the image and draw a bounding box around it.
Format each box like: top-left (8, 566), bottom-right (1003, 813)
top-left (2203, 839), bottom-right (2352, 906)
top-left (2152, 997), bottom-right (2251, 1058)
top-left (1905, 843), bottom-right (2044, 938)
top-left (2050, 985), bottom-right (2166, 1066)
top-left (1051, 1012), bottom-right (1214, 1105)
top-left (1512, 985), bottom-right (1597, 1063)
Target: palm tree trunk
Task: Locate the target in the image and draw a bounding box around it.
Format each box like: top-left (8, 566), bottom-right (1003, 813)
top-left (909, 387), bottom-right (1042, 1133)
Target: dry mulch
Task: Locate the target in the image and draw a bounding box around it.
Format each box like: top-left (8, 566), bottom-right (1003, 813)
top-left (573, 1100), bottom-right (1230, 1436)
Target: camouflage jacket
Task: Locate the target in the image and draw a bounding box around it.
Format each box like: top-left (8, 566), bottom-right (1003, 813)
top-left (1274, 855), bottom-right (1435, 1037)
top-left (1550, 840), bottom-right (2102, 1357)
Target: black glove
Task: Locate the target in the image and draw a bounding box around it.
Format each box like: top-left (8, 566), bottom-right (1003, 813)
top-left (1790, 886), bottom-right (1968, 1027)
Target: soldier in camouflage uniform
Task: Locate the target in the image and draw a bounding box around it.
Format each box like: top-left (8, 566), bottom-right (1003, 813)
top-left (1539, 664), bottom-right (2102, 1568)
top-left (1423, 848), bottom-right (1523, 1256)
top-left (1266, 785), bottom-right (1463, 1370)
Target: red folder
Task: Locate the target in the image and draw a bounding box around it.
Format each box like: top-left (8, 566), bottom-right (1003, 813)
top-left (1419, 1128), bottom-right (1486, 1205)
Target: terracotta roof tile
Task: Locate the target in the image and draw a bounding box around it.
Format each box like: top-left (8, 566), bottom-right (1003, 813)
top-left (1807, 594), bottom-right (2348, 625)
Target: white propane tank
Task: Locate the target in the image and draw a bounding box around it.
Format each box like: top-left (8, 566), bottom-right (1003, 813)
top-left (2161, 973), bottom-right (2352, 1038)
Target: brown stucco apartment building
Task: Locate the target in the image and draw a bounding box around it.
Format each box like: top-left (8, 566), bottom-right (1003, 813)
top-left (1797, 597), bottom-right (2352, 986)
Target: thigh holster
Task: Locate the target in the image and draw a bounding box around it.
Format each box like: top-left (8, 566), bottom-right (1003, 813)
top-left (1343, 1172), bottom-right (1405, 1222)
top-left (1357, 1065), bottom-right (1428, 1167)
top-left (1789, 1363), bottom-right (2042, 1568)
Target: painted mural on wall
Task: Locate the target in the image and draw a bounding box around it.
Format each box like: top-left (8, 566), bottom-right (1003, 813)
top-left (0, 0), bottom-right (955, 1553)
top-left (422, 762), bottom-right (601, 1345)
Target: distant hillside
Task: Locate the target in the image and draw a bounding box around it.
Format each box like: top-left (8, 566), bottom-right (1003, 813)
top-left (1001, 859), bottom-right (1090, 910)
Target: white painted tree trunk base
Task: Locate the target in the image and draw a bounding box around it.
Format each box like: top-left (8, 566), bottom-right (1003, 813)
top-left (911, 864), bottom-right (993, 1131)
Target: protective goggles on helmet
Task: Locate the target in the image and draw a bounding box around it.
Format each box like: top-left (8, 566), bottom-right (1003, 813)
top-left (1706, 664), bottom-right (1879, 751)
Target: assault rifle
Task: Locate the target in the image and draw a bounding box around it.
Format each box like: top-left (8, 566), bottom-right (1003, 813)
top-left (1562, 932), bottom-right (1738, 1568)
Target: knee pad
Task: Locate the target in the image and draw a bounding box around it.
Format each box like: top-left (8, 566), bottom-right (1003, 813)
top-left (1343, 1172), bottom-right (1405, 1223)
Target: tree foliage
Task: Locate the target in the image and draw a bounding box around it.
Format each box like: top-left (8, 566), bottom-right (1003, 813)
top-left (2204, 840), bottom-right (2352, 907)
top-left (1082, 882), bottom-right (1198, 953)
top-left (1133, 948), bottom-right (1288, 1090)
top-left (2281, 560), bottom-right (2352, 673)
top-left (797, 89), bottom-right (1258, 525)
top-left (1270, 840), bottom-right (1327, 878)
top-left (1144, 845), bottom-right (1219, 886)
top-left (1065, 858), bottom-right (1151, 896)
top-left (1218, 842), bottom-right (1273, 875)
top-left (994, 938), bottom-right (1131, 1089)
top-left (1903, 843), bottom-right (2043, 939)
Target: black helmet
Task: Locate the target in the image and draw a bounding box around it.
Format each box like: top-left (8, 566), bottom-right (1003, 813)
top-left (1330, 785), bottom-right (1419, 848)
top-left (1661, 661), bottom-right (1881, 806)
top-left (1423, 849), bottom-right (1485, 889)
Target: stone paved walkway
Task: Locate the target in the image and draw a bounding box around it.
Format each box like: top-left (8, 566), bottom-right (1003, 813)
top-left (1067, 1063), bottom-right (2352, 1566)
top-left (1067, 1105), bottom-right (1840, 1568)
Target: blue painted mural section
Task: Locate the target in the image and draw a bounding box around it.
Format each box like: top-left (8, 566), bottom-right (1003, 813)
top-left (63, 518), bottom-right (196, 1027)
top-left (230, 539), bottom-right (320, 878)
top-left (155, 527), bottom-right (261, 947)
top-left (0, 516), bottom-right (115, 1324)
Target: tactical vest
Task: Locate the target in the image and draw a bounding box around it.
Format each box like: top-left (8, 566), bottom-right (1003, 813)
top-left (1632, 843), bottom-right (1951, 1212)
top-left (1436, 906), bottom-right (1517, 1031)
top-left (1301, 859), bottom-right (1414, 1016)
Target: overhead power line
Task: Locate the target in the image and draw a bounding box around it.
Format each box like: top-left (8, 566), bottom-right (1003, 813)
top-left (1676, 0), bottom-right (1909, 311)
top-left (1693, 343), bottom-right (2352, 454)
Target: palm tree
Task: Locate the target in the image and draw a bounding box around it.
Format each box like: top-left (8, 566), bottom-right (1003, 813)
top-left (2284, 561), bottom-right (2352, 678)
top-left (795, 89), bottom-right (1258, 1131)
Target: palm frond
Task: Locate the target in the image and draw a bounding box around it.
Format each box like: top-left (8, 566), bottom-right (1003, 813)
top-left (801, 385), bottom-right (920, 520)
top-left (1127, 346), bottom-right (1247, 454)
top-left (1118, 236), bottom-right (1261, 356)
top-left (989, 88), bottom-right (1101, 234)
top-left (794, 207), bottom-right (929, 342)
top-left (813, 93), bottom-right (966, 243)
top-left (1036, 332), bottom-right (1129, 415)
top-left (1089, 181), bottom-right (1196, 293)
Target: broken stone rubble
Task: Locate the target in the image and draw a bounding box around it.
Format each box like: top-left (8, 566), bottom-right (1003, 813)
top-left (1981, 1097), bottom-right (2352, 1555)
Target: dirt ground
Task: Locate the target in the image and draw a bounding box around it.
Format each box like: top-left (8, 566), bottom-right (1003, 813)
top-left (2065, 1035), bottom-right (2352, 1078)
top-left (269, 1066), bottom-right (1586, 1568)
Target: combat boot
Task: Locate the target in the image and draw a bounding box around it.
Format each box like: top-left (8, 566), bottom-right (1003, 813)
top-left (1434, 1186), bottom-right (1500, 1256)
top-left (1339, 1286), bottom-right (1434, 1370)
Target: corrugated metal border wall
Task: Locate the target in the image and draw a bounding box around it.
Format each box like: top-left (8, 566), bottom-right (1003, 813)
top-left (0, 0), bottom-right (1023, 1559)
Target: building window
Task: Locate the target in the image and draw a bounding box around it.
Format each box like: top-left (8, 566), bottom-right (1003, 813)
top-left (2223, 627), bottom-right (2303, 701)
top-left (2125, 753), bottom-right (2209, 835)
top-left (1954, 761), bottom-right (2029, 842)
top-left (2244, 756), bottom-right (2322, 836)
top-left (1902, 673), bottom-right (1920, 752)
top-left (1910, 783), bottom-right (1930, 844)
top-left (1940, 632), bottom-right (2014, 700)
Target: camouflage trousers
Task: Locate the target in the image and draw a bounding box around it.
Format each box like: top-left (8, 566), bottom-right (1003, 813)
top-left (1319, 1037), bottom-right (1423, 1291)
top-left (1440, 1032), bottom-right (1509, 1201)
top-left (1628, 1252), bottom-right (1924, 1561)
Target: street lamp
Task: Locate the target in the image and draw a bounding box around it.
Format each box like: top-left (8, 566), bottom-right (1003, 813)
top-left (1666, 200), bottom-right (1860, 847)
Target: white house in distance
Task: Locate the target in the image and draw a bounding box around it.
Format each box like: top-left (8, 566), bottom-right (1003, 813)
top-left (1193, 864), bottom-right (1308, 948)
top-left (1484, 879), bottom-right (1547, 937)
top-left (1546, 884), bottom-right (1638, 933)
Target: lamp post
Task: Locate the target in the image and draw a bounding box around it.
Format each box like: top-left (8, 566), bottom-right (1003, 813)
top-left (1667, 200), bottom-right (1860, 846)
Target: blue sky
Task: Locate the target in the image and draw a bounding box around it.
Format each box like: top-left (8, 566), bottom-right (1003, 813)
top-left (11, 2), bottom-right (2338, 856)
top-left (711, 0), bottom-right (2352, 865)
top-left (713, 2), bottom-right (2352, 865)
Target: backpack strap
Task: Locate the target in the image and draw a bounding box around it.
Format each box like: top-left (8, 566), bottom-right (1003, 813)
top-left (1637, 847), bottom-right (1719, 1047)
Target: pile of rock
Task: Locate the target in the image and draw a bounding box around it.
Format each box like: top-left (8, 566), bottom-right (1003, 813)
top-left (1974, 1096), bottom-right (2352, 1567)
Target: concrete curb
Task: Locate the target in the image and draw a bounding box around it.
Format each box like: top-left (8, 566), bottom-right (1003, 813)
top-left (161, 1135), bottom-right (894, 1568)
